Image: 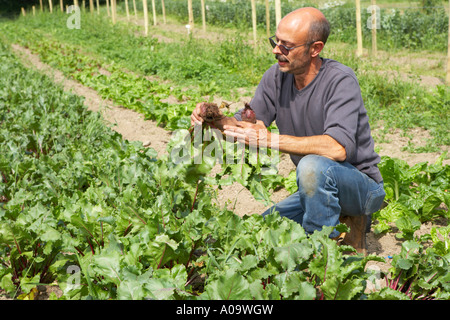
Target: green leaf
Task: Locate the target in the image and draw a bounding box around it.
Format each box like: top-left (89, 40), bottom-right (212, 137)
top-left (239, 255), bottom-right (258, 272)
top-left (395, 214), bottom-right (421, 240)
top-left (249, 177), bottom-right (272, 205)
top-left (422, 194), bottom-right (444, 217)
top-left (202, 269), bottom-right (252, 300)
top-left (40, 226), bottom-right (61, 242)
top-left (145, 278), bottom-right (178, 299)
top-left (19, 274), bottom-right (41, 293)
top-left (274, 272), bottom-right (315, 300)
top-left (147, 234), bottom-right (179, 269)
top-left (91, 250), bottom-right (122, 283)
top-left (152, 264), bottom-right (188, 290)
top-left (369, 287), bottom-right (411, 300)
top-left (117, 269), bottom-right (149, 300)
top-left (283, 170), bottom-right (298, 194)
top-left (0, 274), bottom-right (15, 294)
top-left (321, 277), bottom-right (364, 300)
top-left (272, 240), bottom-right (313, 271)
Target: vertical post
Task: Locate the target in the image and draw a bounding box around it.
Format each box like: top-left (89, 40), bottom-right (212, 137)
top-left (161, 0), bottom-right (166, 24)
top-left (446, 0), bottom-right (450, 85)
top-left (96, 0), bottom-right (100, 14)
top-left (82, 0), bottom-right (85, 12)
top-left (371, 0), bottom-right (377, 56)
top-left (265, 0), bottom-right (270, 37)
top-left (133, 0), bottom-right (137, 20)
top-left (143, 0), bottom-right (149, 36)
top-left (21, 7), bottom-right (26, 16)
top-left (188, 0), bottom-right (194, 28)
top-left (49, 0), bottom-right (53, 13)
top-left (152, 0), bottom-right (157, 25)
top-left (89, 0), bottom-right (94, 13)
top-left (111, 0), bottom-right (116, 24)
top-left (200, 0), bottom-right (206, 32)
top-left (33, 5), bottom-right (36, 15)
top-left (275, 0), bottom-right (281, 28)
top-left (60, 0), bottom-right (64, 12)
top-left (125, 0), bottom-right (130, 21)
top-left (106, 0), bottom-right (110, 16)
top-left (355, 0), bottom-right (363, 56)
top-left (40, 0), bottom-right (43, 12)
top-left (251, 0), bottom-right (257, 48)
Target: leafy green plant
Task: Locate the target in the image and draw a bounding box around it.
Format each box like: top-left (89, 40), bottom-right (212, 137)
top-left (370, 240), bottom-right (450, 300)
top-left (373, 155), bottom-right (449, 239)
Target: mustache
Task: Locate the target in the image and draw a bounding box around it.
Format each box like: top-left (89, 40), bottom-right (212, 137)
top-left (275, 54), bottom-right (289, 62)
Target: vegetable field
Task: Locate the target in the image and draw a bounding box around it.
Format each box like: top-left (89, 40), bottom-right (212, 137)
top-left (1, 1), bottom-right (449, 301)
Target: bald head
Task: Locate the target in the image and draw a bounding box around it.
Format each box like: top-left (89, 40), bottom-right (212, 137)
top-left (279, 7), bottom-right (330, 45)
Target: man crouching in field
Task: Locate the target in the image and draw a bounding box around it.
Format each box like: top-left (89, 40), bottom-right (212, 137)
top-left (190, 7), bottom-right (385, 255)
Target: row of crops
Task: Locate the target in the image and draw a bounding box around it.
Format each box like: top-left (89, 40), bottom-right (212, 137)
top-left (0, 10), bottom-right (449, 300)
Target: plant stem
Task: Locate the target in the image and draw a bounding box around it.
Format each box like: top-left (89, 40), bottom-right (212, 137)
top-left (185, 240), bottom-right (199, 270)
top-left (86, 236), bottom-right (95, 255)
top-left (191, 180), bottom-right (200, 212)
top-left (157, 244), bottom-right (167, 269)
top-left (129, 205), bottom-right (147, 225)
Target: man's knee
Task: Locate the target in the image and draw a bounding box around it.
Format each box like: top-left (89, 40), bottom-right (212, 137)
top-left (296, 155), bottom-right (334, 197)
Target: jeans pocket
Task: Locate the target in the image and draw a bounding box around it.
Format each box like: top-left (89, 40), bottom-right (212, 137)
top-left (364, 182), bottom-right (386, 215)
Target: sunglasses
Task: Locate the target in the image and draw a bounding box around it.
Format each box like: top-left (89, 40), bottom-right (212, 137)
top-left (269, 35), bottom-right (316, 56)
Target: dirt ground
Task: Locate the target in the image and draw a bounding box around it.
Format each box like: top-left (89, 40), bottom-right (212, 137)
top-left (3, 27), bottom-right (448, 298)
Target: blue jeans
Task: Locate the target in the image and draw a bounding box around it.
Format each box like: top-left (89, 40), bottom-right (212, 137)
top-left (263, 155), bottom-right (385, 238)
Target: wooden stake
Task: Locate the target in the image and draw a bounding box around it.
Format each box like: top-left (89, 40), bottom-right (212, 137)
top-left (112, 0), bottom-right (116, 24)
top-left (89, 0), bottom-right (94, 13)
top-left (82, 0), bottom-right (85, 12)
top-left (265, 0), bottom-right (270, 37)
top-left (106, 0), bottom-right (110, 16)
top-left (371, 0), bottom-right (377, 56)
top-left (133, 0), bottom-right (137, 20)
top-left (60, 0), bottom-right (63, 12)
top-left (33, 5), bottom-right (36, 15)
top-left (143, 0), bottom-right (149, 36)
top-left (446, 0), bottom-right (450, 85)
top-left (251, 0), bottom-right (257, 48)
top-left (161, 0), bottom-right (166, 24)
top-left (96, 0), bottom-right (100, 14)
top-left (40, 0), bottom-right (43, 12)
top-left (21, 7), bottom-right (26, 16)
top-left (152, 0), bottom-right (157, 25)
top-left (355, 0), bottom-right (363, 56)
top-left (200, 0), bottom-right (206, 32)
top-left (275, 0), bottom-right (281, 28)
top-left (125, 0), bottom-right (130, 21)
top-left (48, 0), bottom-right (53, 13)
top-left (188, 0), bottom-right (194, 28)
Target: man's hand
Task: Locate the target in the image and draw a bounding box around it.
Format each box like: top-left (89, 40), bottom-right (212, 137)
top-left (223, 120), bottom-right (275, 149)
top-left (225, 121), bottom-right (347, 161)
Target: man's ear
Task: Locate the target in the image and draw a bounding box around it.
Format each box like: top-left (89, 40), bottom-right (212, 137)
top-left (311, 41), bottom-right (325, 58)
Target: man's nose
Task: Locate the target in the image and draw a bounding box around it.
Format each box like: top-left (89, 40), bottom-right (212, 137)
top-left (272, 44), bottom-right (282, 55)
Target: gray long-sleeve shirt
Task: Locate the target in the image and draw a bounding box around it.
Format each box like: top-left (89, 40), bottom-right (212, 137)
top-left (235, 58), bottom-right (383, 183)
